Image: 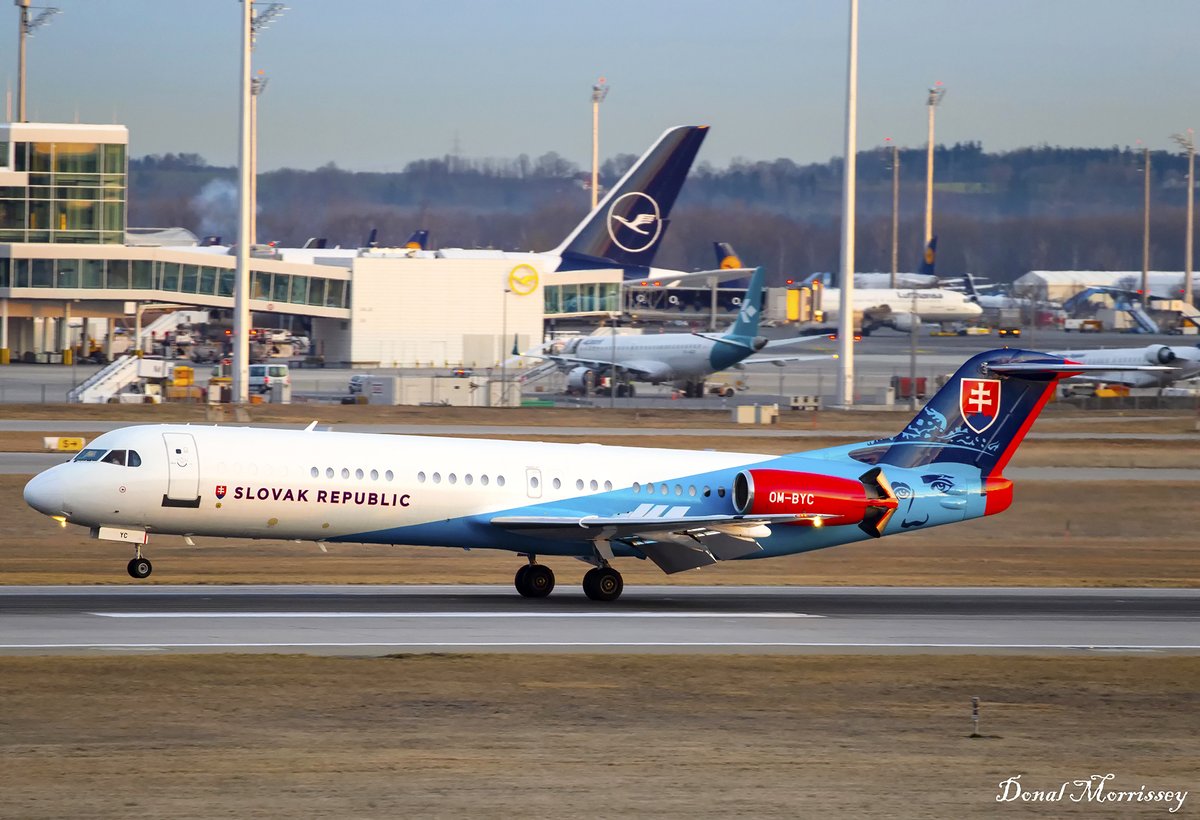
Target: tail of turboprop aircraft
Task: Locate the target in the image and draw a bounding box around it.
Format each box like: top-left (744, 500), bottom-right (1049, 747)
top-left (725, 266), bottom-right (767, 340)
top-left (713, 241), bottom-right (743, 269)
top-left (554, 125), bottom-right (709, 270)
top-left (849, 349), bottom-right (1089, 513)
top-left (918, 235), bottom-right (937, 278)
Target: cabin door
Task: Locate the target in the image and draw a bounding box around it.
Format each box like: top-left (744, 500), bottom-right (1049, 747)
top-left (162, 432), bottom-right (201, 507)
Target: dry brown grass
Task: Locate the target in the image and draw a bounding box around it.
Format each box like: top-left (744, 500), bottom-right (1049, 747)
top-left (1, 653), bottom-right (1196, 819)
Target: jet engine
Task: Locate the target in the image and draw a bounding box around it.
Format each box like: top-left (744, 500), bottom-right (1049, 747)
top-left (1145, 345), bottom-right (1177, 365)
top-left (889, 313), bottom-right (920, 332)
top-left (566, 366), bottom-right (597, 395)
top-left (732, 466), bottom-right (898, 538)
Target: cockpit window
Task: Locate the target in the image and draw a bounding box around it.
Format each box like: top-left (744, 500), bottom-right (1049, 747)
top-left (127, 450), bottom-right (142, 467)
top-left (74, 448), bottom-right (107, 462)
top-left (100, 450), bottom-right (128, 466)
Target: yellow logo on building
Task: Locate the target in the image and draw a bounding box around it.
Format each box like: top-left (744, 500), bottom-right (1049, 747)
top-left (508, 264), bottom-right (539, 296)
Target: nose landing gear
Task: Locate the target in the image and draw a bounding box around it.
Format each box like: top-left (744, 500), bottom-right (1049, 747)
top-left (127, 544), bottom-right (152, 579)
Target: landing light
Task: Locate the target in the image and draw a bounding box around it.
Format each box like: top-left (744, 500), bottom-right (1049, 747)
top-left (51, 515), bottom-right (67, 528)
top-left (811, 518), bottom-right (824, 528)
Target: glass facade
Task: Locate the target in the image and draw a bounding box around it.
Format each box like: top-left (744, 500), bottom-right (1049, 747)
top-left (543, 282), bottom-right (619, 315)
top-left (0, 140), bottom-right (126, 244)
top-left (0, 255), bottom-right (350, 310)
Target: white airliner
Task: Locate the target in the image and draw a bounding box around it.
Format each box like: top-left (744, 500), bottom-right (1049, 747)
top-left (812, 285), bottom-right (983, 333)
top-left (1049, 343), bottom-right (1200, 388)
top-left (24, 349), bottom-right (1160, 602)
top-left (526, 266), bottom-right (827, 397)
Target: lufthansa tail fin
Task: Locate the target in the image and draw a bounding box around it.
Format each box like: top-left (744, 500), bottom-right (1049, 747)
top-left (726, 266), bottom-right (767, 339)
top-left (554, 125), bottom-right (708, 269)
top-left (405, 230), bottom-right (429, 250)
top-left (919, 235), bottom-right (937, 278)
top-left (714, 242), bottom-right (743, 269)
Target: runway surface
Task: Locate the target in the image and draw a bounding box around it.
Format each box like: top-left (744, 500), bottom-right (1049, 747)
top-left (3, 585), bottom-right (1198, 656)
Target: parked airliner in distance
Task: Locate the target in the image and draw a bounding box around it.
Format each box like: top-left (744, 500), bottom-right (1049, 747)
top-left (1049, 343), bottom-right (1200, 389)
top-left (525, 266), bottom-right (827, 398)
top-left (24, 350), bottom-right (1157, 601)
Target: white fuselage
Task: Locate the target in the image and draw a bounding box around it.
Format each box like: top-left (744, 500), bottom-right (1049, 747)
top-left (816, 287), bottom-right (983, 325)
top-left (565, 333), bottom-right (726, 382)
top-left (24, 424), bottom-right (766, 546)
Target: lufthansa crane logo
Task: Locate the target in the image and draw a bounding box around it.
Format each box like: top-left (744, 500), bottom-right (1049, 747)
top-left (507, 264), bottom-right (539, 296)
top-left (607, 191), bottom-right (662, 253)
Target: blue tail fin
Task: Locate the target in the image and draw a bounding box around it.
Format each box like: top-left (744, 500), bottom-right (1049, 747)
top-left (918, 235), bottom-right (937, 277)
top-left (850, 349), bottom-right (1080, 480)
top-left (713, 241), bottom-right (743, 269)
top-left (554, 125), bottom-right (708, 269)
top-left (405, 230), bottom-right (429, 250)
top-left (726, 267), bottom-right (767, 338)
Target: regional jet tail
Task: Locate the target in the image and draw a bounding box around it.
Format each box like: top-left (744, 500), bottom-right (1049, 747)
top-left (23, 349), bottom-right (1165, 602)
top-left (524, 266), bottom-right (828, 397)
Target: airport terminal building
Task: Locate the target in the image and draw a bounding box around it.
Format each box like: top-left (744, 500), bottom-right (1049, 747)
top-left (0, 122), bottom-right (625, 368)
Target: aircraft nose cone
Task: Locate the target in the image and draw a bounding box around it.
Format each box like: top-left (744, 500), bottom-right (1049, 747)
top-left (23, 469), bottom-right (65, 517)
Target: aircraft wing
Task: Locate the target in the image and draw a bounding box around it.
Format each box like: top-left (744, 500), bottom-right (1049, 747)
top-left (490, 510), bottom-right (824, 574)
top-left (519, 352), bottom-right (664, 381)
top-left (738, 353), bottom-right (833, 367)
top-left (760, 336), bottom-right (830, 350)
top-left (634, 267), bottom-right (757, 288)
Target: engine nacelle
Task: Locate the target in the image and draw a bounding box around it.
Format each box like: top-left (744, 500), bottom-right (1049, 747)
top-left (732, 467), bottom-right (898, 536)
top-left (889, 313), bottom-right (920, 332)
top-left (566, 366), bottom-right (596, 395)
top-left (1145, 345), bottom-right (1177, 365)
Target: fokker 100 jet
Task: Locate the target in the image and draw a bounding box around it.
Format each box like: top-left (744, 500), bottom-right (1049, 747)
top-left (24, 350), bottom-right (1158, 601)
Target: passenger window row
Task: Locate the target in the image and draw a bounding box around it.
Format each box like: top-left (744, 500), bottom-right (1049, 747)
top-left (416, 471), bottom-right (507, 487)
top-left (309, 466), bottom-right (395, 482)
top-left (631, 482), bottom-right (724, 499)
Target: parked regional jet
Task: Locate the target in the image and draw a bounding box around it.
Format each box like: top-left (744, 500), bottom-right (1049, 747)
top-left (23, 350), bottom-right (1158, 601)
top-left (525, 266), bottom-right (827, 397)
top-left (1048, 343), bottom-right (1200, 388)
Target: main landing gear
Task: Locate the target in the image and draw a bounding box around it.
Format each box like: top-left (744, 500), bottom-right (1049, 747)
top-left (515, 562), bottom-right (555, 598)
top-left (582, 566), bottom-right (623, 602)
top-left (512, 559), bottom-right (624, 601)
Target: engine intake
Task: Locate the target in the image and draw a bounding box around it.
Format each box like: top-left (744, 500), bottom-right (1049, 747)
top-left (1146, 345), bottom-right (1177, 365)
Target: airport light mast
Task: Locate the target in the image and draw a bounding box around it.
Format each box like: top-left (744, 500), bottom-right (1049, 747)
top-left (885, 137), bottom-right (899, 289)
top-left (234, 1), bottom-right (286, 404)
top-left (1140, 145), bottom-right (1151, 308)
top-left (14, 0), bottom-right (59, 123)
top-left (591, 77), bottom-right (609, 211)
top-left (923, 82), bottom-right (945, 245)
top-left (1172, 129), bottom-right (1195, 308)
top-left (836, 0), bottom-right (859, 407)
top-left (250, 71), bottom-right (268, 247)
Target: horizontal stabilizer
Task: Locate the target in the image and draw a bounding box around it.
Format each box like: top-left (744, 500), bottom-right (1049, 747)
top-left (985, 362), bottom-right (1172, 375)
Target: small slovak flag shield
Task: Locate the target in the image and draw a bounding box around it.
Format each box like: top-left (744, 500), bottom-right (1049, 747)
top-left (215, 485), bottom-right (227, 499)
top-left (960, 378), bottom-right (1001, 434)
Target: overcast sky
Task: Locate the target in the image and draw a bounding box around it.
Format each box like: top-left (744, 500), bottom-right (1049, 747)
top-left (10, 0), bottom-right (1200, 171)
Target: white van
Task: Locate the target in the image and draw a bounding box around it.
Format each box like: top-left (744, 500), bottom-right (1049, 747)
top-left (248, 363), bottom-right (290, 394)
